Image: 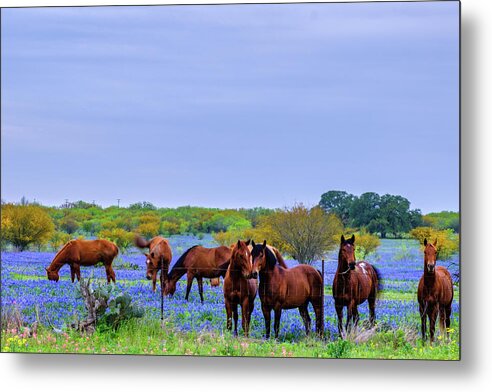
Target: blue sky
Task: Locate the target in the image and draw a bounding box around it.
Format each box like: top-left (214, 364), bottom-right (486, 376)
top-left (1, 2), bottom-right (459, 213)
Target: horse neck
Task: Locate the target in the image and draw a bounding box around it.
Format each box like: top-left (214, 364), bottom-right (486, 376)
top-left (168, 264), bottom-right (186, 283)
top-left (48, 242), bottom-right (72, 271)
top-left (337, 250), bottom-right (351, 275)
top-left (259, 262), bottom-right (276, 282)
top-left (228, 255), bottom-right (244, 280)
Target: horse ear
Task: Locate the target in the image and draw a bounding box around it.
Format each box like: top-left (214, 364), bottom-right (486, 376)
top-left (424, 238), bottom-right (428, 246)
top-left (350, 234), bottom-right (355, 244)
top-left (144, 253), bottom-right (149, 258)
top-left (245, 239), bottom-right (251, 246)
top-left (433, 238), bottom-right (438, 247)
top-left (262, 240), bottom-right (267, 249)
top-left (252, 240), bottom-right (256, 248)
top-left (341, 235), bottom-right (345, 244)
top-left (237, 239), bottom-right (241, 248)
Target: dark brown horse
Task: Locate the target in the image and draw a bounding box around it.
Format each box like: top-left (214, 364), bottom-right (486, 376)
top-left (251, 240), bottom-right (323, 339)
top-left (46, 239), bottom-right (119, 283)
top-left (332, 235), bottom-right (381, 337)
top-left (223, 240), bottom-right (257, 337)
top-left (164, 245), bottom-right (232, 303)
top-left (417, 238), bottom-right (454, 342)
top-left (135, 235), bottom-right (173, 293)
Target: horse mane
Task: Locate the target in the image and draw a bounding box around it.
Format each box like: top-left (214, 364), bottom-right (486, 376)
top-left (252, 244), bottom-right (277, 269)
top-left (49, 240), bottom-right (75, 269)
top-left (169, 245), bottom-right (199, 276)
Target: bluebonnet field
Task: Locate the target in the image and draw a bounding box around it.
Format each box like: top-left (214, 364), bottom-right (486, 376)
top-left (1, 235), bottom-right (459, 342)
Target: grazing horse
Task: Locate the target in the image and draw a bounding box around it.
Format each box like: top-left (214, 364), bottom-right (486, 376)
top-left (223, 240), bottom-right (257, 337)
top-left (417, 238), bottom-right (454, 342)
top-left (45, 239), bottom-right (119, 283)
top-left (251, 240), bottom-right (323, 339)
top-left (164, 245), bottom-right (232, 303)
top-left (135, 235), bottom-right (173, 293)
top-left (332, 235), bottom-right (381, 337)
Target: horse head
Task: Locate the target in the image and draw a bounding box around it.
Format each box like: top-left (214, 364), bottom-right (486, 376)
top-left (144, 252), bottom-right (161, 283)
top-left (231, 240), bottom-right (253, 279)
top-left (45, 267), bottom-right (60, 282)
top-left (164, 278), bottom-right (176, 296)
top-left (423, 238), bottom-right (438, 273)
top-left (251, 240), bottom-right (271, 278)
top-left (339, 234), bottom-right (356, 270)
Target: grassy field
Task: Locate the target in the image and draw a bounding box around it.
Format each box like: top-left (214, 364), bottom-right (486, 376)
top-left (1, 237), bottom-right (460, 360)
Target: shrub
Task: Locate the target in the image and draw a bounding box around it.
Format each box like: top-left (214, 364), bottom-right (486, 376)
top-left (98, 228), bottom-right (133, 253)
top-left (49, 231), bottom-right (72, 251)
top-left (410, 227), bottom-right (459, 260)
top-left (352, 229), bottom-right (381, 259)
top-left (1, 204), bottom-right (55, 251)
top-left (75, 278), bottom-right (144, 333)
top-left (257, 204), bottom-right (343, 264)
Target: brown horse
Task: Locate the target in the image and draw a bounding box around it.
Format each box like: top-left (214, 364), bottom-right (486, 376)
top-left (417, 238), bottom-right (454, 342)
top-left (223, 240), bottom-right (257, 337)
top-left (251, 240), bottom-right (323, 339)
top-left (135, 235), bottom-right (173, 293)
top-left (46, 239), bottom-right (119, 283)
top-left (164, 245), bottom-right (232, 303)
top-left (332, 235), bottom-right (381, 337)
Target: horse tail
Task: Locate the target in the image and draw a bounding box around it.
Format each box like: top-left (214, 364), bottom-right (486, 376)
top-left (372, 265), bottom-right (383, 295)
top-left (273, 248), bottom-right (289, 269)
top-left (134, 235), bottom-right (150, 249)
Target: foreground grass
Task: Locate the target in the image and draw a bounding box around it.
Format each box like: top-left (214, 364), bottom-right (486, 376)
top-left (1, 318), bottom-right (459, 360)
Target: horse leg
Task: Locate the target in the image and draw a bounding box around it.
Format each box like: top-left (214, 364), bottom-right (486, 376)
top-left (70, 265), bottom-right (75, 283)
top-left (429, 304), bottom-right (438, 343)
top-left (241, 298), bottom-right (250, 337)
top-left (445, 303), bottom-right (452, 329)
top-left (74, 264), bottom-right (81, 281)
top-left (185, 272), bottom-right (194, 301)
top-left (273, 308), bottom-right (282, 339)
top-left (335, 302), bottom-right (344, 338)
top-left (368, 295), bottom-right (376, 327)
top-left (438, 304), bottom-right (447, 339)
top-left (298, 305), bottom-right (311, 336)
top-left (247, 297), bottom-right (255, 337)
top-left (232, 303), bottom-right (239, 337)
top-left (352, 305), bottom-right (360, 331)
top-left (225, 300), bottom-right (233, 332)
top-left (346, 301), bottom-right (355, 335)
top-left (261, 304), bottom-right (271, 339)
top-left (197, 276), bottom-right (204, 304)
top-left (419, 302), bottom-right (427, 341)
top-left (105, 265), bottom-right (116, 284)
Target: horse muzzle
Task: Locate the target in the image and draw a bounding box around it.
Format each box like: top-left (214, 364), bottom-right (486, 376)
top-left (427, 265), bottom-right (435, 273)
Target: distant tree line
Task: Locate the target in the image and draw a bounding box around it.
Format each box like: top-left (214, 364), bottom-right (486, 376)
top-left (319, 190), bottom-right (459, 238)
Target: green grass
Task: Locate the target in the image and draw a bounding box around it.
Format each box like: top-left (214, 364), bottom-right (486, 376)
top-left (1, 317), bottom-right (459, 360)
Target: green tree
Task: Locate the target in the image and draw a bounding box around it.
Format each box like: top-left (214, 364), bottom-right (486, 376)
top-left (319, 190), bottom-right (355, 225)
top-left (59, 214), bottom-right (80, 234)
top-left (350, 192), bottom-right (381, 230)
top-left (1, 204), bottom-right (55, 251)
